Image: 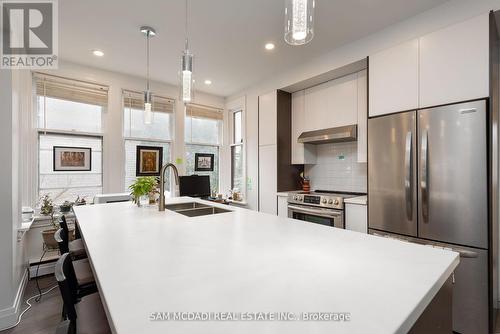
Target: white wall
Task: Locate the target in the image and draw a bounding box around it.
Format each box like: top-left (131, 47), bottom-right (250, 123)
top-left (228, 0), bottom-right (500, 210)
top-left (38, 61), bottom-right (225, 195)
top-left (0, 70), bottom-right (30, 330)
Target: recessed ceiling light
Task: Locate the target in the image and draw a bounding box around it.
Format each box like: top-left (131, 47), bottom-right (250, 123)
top-left (92, 50), bottom-right (104, 57)
top-left (265, 43), bottom-right (275, 50)
top-left (204, 79), bottom-right (212, 85)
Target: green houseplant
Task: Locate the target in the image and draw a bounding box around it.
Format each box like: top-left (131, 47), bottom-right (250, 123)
top-left (129, 177), bottom-right (158, 206)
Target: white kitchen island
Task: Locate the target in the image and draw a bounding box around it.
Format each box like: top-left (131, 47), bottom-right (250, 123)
top-left (73, 197), bottom-right (459, 334)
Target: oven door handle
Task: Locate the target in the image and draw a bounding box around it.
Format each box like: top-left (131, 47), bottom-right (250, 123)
top-left (288, 205), bottom-right (342, 218)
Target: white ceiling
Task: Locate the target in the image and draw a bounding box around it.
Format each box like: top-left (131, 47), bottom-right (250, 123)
top-left (59, 0), bottom-right (448, 97)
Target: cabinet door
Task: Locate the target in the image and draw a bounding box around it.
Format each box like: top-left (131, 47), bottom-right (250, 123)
top-left (369, 39), bottom-right (419, 117)
top-left (258, 91), bottom-right (277, 146)
top-left (419, 14), bottom-right (489, 108)
top-left (259, 145), bottom-right (277, 214)
top-left (291, 90), bottom-right (316, 165)
top-left (345, 203), bottom-right (367, 233)
top-left (357, 70), bottom-right (367, 163)
top-left (304, 83), bottom-right (327, 131)
top-left (327, 73), bottom-right (358, 127)
top-left (277, 196), bottom-right (288, 218)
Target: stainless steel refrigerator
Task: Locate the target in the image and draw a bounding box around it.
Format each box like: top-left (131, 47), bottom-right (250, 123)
top-left (368, 100), bottom-right (489, 334)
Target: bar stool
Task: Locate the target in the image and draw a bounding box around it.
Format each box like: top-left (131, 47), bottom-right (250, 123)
top-left (60, 215), bottom-right (86, 260)
top-left (54, 229), bottom-right (96, 297)
top-left (55, 253), bottom-right (111, 334)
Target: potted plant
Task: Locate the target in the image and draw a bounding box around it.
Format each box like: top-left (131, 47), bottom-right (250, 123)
top-left (129, 177), bottom-right (158, 206)
top-left (59, 200), bottom-right (73, 213)
top-left (39, 194), bottom-right (75, 250)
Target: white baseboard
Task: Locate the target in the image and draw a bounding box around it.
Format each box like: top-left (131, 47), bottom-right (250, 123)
top-left (0, 269), bottom-right (29, 331)
top-left (29, 261), bottom-right (56, 278)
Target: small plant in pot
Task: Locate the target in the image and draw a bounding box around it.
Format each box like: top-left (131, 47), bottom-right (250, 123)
top-left (39, 195), bottom-right (75, 250)
top-left (129, 177), bottom-right (158, 206)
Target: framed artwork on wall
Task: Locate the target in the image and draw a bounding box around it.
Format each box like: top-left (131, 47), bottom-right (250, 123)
top-left (53, 146), bottom-right (92, 171)
top-left (136, 145), bottom-right (163, 176)
top-left (194, 153), bottom-right (214, 172)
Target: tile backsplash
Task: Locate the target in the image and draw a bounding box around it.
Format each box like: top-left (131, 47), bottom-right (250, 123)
top-left (304, 142), bottom-right (367, 193)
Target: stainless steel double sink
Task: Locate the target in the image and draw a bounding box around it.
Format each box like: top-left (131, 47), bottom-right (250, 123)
top-left (165, 202), bottom-right (231, 217)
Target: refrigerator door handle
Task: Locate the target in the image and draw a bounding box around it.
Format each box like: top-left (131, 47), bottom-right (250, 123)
top-left (404, 131), bottom-right (413, 221)
top-left (421, 130), bottom-right (429, 223)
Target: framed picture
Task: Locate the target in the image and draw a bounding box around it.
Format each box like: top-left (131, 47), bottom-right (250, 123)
top-left (53, 146), bottom-right (92, 172)
top-left (194, 153), bottom-right (214, 172)
top-left (136, 146), bottom-right (163, 176)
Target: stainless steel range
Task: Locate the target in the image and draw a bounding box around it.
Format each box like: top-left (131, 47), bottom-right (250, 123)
top-left (287, 191), bottom-right (361, 228)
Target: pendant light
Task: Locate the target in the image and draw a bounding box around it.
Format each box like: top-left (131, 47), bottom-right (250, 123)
top-left (284, 0), bottom-right (315, 46)
top-left (180, 0), bottom-right (194, 103)
top-left (140, 26), bottom-right (156, 124)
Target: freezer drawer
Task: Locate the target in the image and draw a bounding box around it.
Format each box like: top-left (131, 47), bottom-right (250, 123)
top-left (417, 100), bottom-right (488, 249)
top-left (368, 111), bottom-right (417, 236)
top-left (369, 230), bottom-right (489, 334)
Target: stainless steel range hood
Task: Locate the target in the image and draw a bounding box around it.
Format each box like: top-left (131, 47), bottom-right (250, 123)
top-left (297, 125), bottom-right (357, 144)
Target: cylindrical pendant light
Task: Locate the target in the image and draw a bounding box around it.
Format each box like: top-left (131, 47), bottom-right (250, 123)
top-left (180, 43), bottom-right (194, 103)
top-left (284, 0), bottom-right (315, 46)
top-left (140, 26), bottom-right (156, 124)
top-left (180, 0), bottom-right (194, 103)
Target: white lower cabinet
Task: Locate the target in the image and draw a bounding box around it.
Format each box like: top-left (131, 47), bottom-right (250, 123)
top-left (277, 196), bottom-right (288, 218)
top-left (345, 203), bottom-right (367, 233)
top-left (259, 144), bottom-right (277, 214)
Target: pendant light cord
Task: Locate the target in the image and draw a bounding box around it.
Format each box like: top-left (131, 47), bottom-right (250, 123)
top-left (184, 0), bottom-right (189, 50)
top-left (146, 31), bottom-right (150, 92)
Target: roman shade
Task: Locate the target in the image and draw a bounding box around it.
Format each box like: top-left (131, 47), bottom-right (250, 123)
top-left (186, 103), bottom-right (223, 120)
top-left (123, 90), bottom-right (174, 113)
top-left (34, 73), bottom-right (109, 107)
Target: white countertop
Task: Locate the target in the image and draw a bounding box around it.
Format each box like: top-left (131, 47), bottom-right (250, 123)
top-left (277, 190), bottom-right (302, 197)
top-left (344, 195), bottom-right (367, 205)
top-left (74, 197), bottom-right (458, 334)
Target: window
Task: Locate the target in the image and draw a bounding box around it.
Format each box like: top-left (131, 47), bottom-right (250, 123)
top-left (230, 110), bottom-right (244, 192)
top-left (123, 90), bottom-right (174, 191)
top-left (39, 133), bottom-right (103, 203)
top-left (185, 104), bottom-right (223, 193)
top-left (35, 73), bottom-right (108, 204)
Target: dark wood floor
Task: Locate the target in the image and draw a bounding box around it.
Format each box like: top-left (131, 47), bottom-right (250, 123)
top-left (3, 275), bottom-right (500, 333)
top-left (1, 275), bottom-right (62, 334)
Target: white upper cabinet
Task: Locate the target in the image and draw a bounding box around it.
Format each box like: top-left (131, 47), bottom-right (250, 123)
top-left (419, 13), bottom-right (489, 108)
top-left (357, 70), bottom-right (367, 163)
top-left (369, 39), bottom-right (419, 117)
top-left (304, 74), bottom-right (358, 130)
top-left (291, 90), bottom-right (316, 165)
top-left (258, 91), bottom-right (277, 146)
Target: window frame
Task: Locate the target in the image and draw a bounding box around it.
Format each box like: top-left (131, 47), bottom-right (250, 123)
top-left (184, 104), bottom-right (224, 193)
top-left (34, 73), bottom-right (108, 204)
top-left (229, 108), bottom-right (245, 197)
top-left (122, 90), bottom-right (175, 192)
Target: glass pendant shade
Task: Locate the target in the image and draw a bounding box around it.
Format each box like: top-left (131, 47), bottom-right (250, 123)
top-left (284, 0), bottom-right (315, 45)
top-left (144, 91), bottom-right (153, 124)
top-left (180, 50), bottom-right (194, 103)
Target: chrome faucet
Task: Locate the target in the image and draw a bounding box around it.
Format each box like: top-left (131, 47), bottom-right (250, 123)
top-left (159, 163), bottom-right (180, 211)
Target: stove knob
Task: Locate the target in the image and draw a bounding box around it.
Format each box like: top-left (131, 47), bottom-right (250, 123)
top-left (293, 196), bottom-right (298, 200)
top-left (322, 198), bottom-right (327, 204)
top-left (297, 196), bottom-right (303, 201)
top-left (334, 199), bottom-right (340, 205)
top-left (328, 199), bottom-right (333, 204)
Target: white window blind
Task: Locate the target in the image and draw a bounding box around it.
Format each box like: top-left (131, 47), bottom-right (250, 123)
top-left (123, 90), bottom-right (175, 141)
top-left (35, 73), bottom-right (108, 133)
top-left (185, 104), bottom-right (223, 145)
